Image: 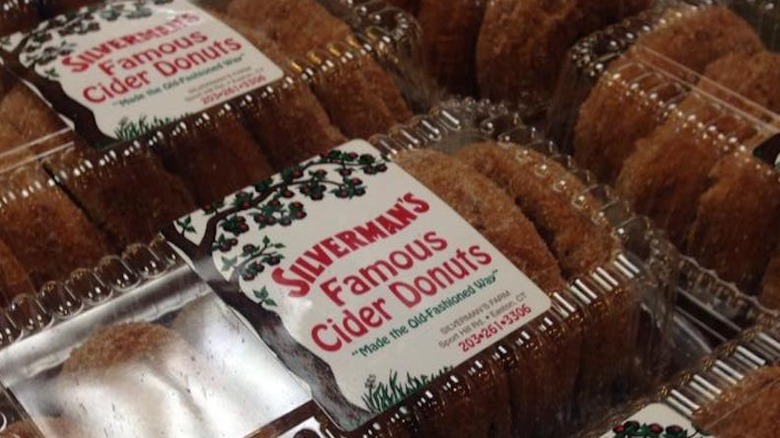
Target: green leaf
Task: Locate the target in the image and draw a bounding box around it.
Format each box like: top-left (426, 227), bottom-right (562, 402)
top-left (176, 216), bottom-right (195, 234)
top-left (221, 256), bottom-right (238, 271)
top-left (254, 287), bottom-right (269, 300)
top-left (262, 236), bottom-right (270, 246)
top-left (274, 243), bottom-right (285, 249)
top-left (264, 299), bottom-right (277, 307)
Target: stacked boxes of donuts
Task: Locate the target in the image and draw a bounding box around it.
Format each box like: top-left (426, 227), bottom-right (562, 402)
top-left (0, 0), bottom-right (774, 437)
top-left (0, 94), bottom-right (678, 436)
top-left (0, 0), bottom-right (419, 307)
top-left (0, 0), bottom-right (429, 435)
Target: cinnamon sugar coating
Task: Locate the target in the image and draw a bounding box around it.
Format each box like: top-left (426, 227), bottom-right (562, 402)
top-left (477, 0), bottom-right (650, 101)
top-left (455, 142), bottom-right (617, 278)
top-left (395, 148), bottom-right (566, 292)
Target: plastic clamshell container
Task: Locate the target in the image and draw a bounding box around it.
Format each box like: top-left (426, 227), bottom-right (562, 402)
top-left (578, 321), bottom-right (780, 437)
top-left (0, 0), bottom-right (436, 312)
top-left (548, 12), bottom-right (780, 327)
top-left (380, 0), bottom-right (656, 121)
top-left (0, 98), bottom-right (678, 437)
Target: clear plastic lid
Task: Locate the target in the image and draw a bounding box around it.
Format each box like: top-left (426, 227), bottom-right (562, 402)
top-left (0, 98), bottom-right (678, 437)
top-left (383, 0), bottom-right (653, 117)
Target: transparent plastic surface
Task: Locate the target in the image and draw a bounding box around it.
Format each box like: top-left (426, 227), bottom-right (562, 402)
top-left (383, 0), bottom-right (655, 118)
top-left (0, 99), bottom-right (677, 437)
top-left (551, 0), bottom-right (780, 159)
top-left (549, 0), bottom-right (773, 145)
top-left (0, 261), bottom-right (312, 437)
top-left (549, 26), bottom-right (780, 324)
top-left (0, 0), bottom-right (432, 313)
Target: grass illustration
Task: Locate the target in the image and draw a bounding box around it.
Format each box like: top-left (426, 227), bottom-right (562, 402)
top-left (362, 367), bottom-right (452, 413)
top-left (114, 114), bottom-right (178, 140)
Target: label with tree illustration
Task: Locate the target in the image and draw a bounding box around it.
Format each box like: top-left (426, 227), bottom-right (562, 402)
top-left (0, 0), bottom-right (282, 148)
top-left (163, 140), bottom-right (551, 430)
top-left (603, 404), bottom-right (712, 438)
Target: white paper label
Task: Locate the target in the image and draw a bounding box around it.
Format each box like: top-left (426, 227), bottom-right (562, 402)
top-left (1, 0), bottom-right (282, 146)
top-left (164, 141), bottom-right (551, 429)
top-left (601, 404), bottom-right (713, 438)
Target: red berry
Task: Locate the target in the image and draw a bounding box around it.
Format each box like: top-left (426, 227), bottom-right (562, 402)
top-left (649, 424), bottom-right (663, 434)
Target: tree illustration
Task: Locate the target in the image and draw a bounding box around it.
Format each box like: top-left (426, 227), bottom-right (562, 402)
top-left (0, 0), bottom-right (174, 147)
top-left (163, 149), bottom-right (389, 428)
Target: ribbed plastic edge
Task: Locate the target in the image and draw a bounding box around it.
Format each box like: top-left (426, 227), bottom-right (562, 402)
top-left (578, 322), bottom-right (780, 437)
top-left (0, 235), bottom-right (178, 348)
